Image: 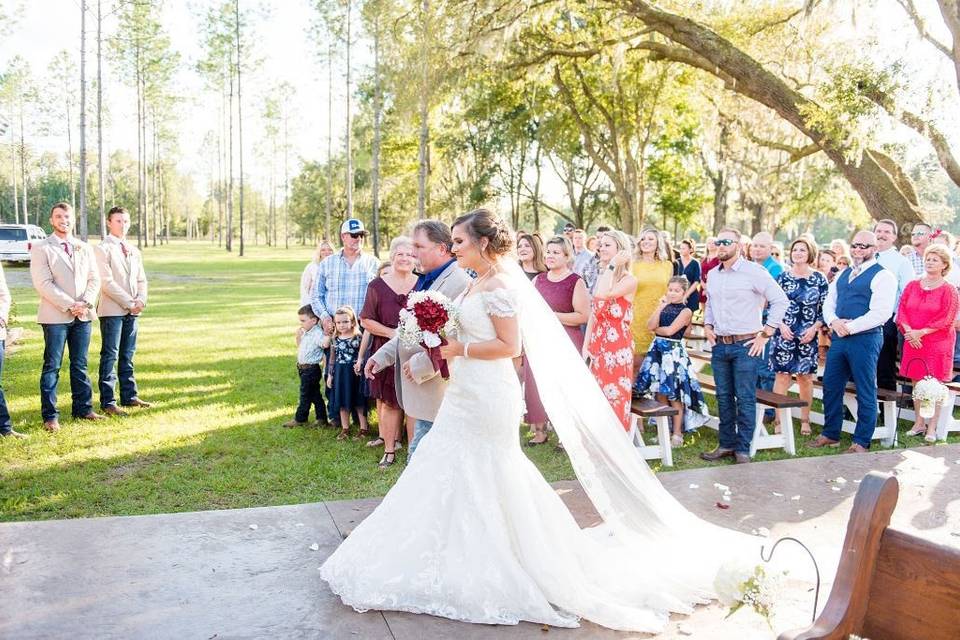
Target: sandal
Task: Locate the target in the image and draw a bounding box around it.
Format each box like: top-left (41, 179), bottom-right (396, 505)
top-left (670, 434), bottom-right (684, 448)
top-left (378, 452), bottom-right (396, 469)
top-left (366, 437), bottom-right (385, 448)
top-left (336, 429), bottom-right (350, 441)
top-left (354, 429), bottom-right (369, 441)
top-left (925, 432), bottom-right (938, 443)
top-left (394, 441), bottom-right (403, 450)
top-left (906, 426), bottom-right (926, 437)
top-left (526, 430), bottom-right (549, 447)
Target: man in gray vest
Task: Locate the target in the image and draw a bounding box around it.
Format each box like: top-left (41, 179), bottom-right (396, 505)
top-left (810, 230), bottom-right (896, 453)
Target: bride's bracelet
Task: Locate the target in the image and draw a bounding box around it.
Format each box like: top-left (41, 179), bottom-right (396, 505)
top-left (463, 342), bottom-right (471, 358)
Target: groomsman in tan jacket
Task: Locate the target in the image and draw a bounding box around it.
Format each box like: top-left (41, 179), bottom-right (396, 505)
top-left (30, 202), bottom-right (104, 432)
top-left (96, 206), bottom-right (150, 415)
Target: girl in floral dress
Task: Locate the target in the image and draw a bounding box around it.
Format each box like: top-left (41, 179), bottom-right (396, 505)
top-left (633, 276), bottom-right (710, 446)
top-left (582, 230), bottom-right (637, 430)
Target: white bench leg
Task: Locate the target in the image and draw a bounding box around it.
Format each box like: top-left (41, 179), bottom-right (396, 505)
top-left (628, 414), bottom-right (640, 447)
top-left (750, 405), bottom-right (764, 458)
top-left (937, 391), bottom-right (957, 441)
top-left (779, 407), bottom-right (796, 455)
top-left (656, 416), bottom-right (673, 467)
top-left (881, 400), bottom-right (897, 447)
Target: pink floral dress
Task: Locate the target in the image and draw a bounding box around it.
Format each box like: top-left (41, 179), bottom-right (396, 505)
top-left (586, 295), bottom-right (634, 430)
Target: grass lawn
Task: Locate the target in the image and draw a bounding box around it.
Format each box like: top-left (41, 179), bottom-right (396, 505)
top-left (1, 240), bottom-right (955, 522)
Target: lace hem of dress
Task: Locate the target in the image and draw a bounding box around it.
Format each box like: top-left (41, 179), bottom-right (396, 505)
top-left (483, 288), bottom-right (518, 317)
top-left (322, 571), bottom-right (581, 628)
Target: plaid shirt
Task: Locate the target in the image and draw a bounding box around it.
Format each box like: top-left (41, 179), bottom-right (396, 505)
top-left (310, 250), bottom-right (380, 323)
top-left (907, 250), bottom-right (924, 276)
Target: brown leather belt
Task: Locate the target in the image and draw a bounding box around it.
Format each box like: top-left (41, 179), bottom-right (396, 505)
top-left (716, 333), bottom-right (756, 344)
top-left (297, 363), bottom-right (321, 370)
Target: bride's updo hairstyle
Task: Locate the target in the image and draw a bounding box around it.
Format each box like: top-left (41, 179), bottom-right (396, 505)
top-left (451, 208), bottom-right (513, 258)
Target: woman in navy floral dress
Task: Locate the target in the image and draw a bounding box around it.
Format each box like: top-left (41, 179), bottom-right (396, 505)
top-left (769, 238), bottom-right (828, 436)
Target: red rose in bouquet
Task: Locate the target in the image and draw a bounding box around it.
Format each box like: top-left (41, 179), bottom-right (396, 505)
top-left (397, 291), bottom-right (459, 380)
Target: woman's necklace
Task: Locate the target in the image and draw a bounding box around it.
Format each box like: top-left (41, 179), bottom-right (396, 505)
top-left (467, 264), bottom-right (497, 293)
top-left (921, 276), bottom-right (943, 290)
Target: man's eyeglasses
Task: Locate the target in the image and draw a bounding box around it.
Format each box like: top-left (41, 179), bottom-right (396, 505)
top-left (850, 243), bottom-right (875, 250)
top-left (714, 239), bottom-right (736, 247)
top-left (911, 230), bottom-right (929, 236)
top-left (347, 232), bottom-right (365, 239)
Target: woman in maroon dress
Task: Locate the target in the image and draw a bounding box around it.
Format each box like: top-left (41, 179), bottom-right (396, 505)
top-left (359, 237), bottom-right (418, 468)
top-left (524, 236), bottom-right (590, 446)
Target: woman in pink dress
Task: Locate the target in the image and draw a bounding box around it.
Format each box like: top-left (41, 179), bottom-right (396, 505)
top-left (582, 230), bottom-right (637, 431)
top-left (524, 236), bottom-right (590, 446)
top-left (897, 244), bottom-right (960, 442)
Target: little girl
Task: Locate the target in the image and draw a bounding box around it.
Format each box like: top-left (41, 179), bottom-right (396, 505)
top-left (327, 305), bottom-right (370, 441)
top-left (633, 276), bottom-right (710, 447)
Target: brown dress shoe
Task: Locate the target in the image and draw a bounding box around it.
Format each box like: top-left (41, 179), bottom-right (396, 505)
top-left (282, 419), bottom-right (307, 428)
top-left (733, 452), bottom-right (751, 464)
top-left (76, 412), bottom-right (106, 421)
top-left (122, 398), bottom-right (153, 408)
top-left (43, 419), bottom-right (61, 432)
top-left (1, 429), bottom-right (28, 439)
top-left (103, 406), bottom-right (128, 417)
top-left (700, 447), bottom-right (735, 462)
top-left (845, 443), bottom-right (869, 453)
top-left (807, 435), bottom-right (840, 449)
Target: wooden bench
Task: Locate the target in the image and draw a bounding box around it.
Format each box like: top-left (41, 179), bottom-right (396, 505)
top-left (779, 472), bottom-right (960, 640)
top-left (628, 397), bottom-right (678, 467)
top-left (688, 348), bottom-right (905, 448)
top-left (696, 374), bottom-right (806, 456)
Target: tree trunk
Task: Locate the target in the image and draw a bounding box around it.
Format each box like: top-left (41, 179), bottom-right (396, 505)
top-left (325, 42), bottom-right (333, 239)
top-left (235, 0), bottom-right (245, 257)
top-left (371, 13), bottom-right (382, 255)
top-left (18, 89), bottom-right (28, 222)
top-left (621, 0), bottom-right (926, 231)
top-left (135, 45), bottom-right (143, 248)
top-left (226, 65), bottom-right (234, 252)
top-left (96, 0), bottom-right (105, 237)
top-left (79, 0), bottom-right (88, 241)
top-left (344, 0), bottom-right (353, 219)
top-left (417, 0), bottom-right (430, 219)
top-left (283, 106), bottom-right (290, 249)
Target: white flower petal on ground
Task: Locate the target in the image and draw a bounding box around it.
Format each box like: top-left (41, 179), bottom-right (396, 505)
top-left (249, 524), bottom-right (258, 530)
top-left (309, 543), bottom-right (319, 551)
top-left (688, 484), bottom-right (699, 489)
top-left (772, 492), bottom-right (784, 497)
top-left (791, 495), bottom-right (801, 500)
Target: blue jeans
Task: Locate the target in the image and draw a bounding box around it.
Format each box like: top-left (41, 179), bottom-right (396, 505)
top-left (0, 340), bottom-right (12, 434)
top-left (822, 330), bottom-right (883, 448)
top-left (40, 320), bottom-right (94, 421)
top-left (711, 341), bottom-right (761, 454)
top-left (409, 419), bottom-right (433, 458)
top-left (99, 315), bottom-right (140, 408)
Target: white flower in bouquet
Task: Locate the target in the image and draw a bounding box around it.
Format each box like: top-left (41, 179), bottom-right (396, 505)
top-left (396, 290), bottom-right (459, 349)
top-left (714, 560), bottom-right (783, 627)
top-left (422, 331), bottom-right (441, 348)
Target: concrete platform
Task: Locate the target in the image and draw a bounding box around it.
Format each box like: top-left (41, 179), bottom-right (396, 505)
top-left (2, 445), bottom-right (959, 639)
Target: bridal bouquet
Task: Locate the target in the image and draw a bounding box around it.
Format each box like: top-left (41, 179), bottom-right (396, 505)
top-left (397, 290), bottom-right (459, 380)
top-left (913, 376), bottom-right (949, 418)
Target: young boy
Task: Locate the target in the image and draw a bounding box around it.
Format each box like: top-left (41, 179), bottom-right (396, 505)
top-left (283, 305), bottom-right (329, 428)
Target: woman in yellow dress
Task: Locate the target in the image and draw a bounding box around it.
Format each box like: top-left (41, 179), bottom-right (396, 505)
top-left (630, 227), bottom-right (673, 372)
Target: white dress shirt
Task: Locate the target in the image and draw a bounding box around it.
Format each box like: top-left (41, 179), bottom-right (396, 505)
top-left (822, 258), bottom-right (897, 335)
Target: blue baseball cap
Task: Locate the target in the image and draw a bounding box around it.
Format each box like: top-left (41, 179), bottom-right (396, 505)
top-left (340, 218), bottom-right (367, 235)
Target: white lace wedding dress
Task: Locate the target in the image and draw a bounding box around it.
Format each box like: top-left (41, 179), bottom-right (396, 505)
top-left (320, 278), bottom-right (755, 633)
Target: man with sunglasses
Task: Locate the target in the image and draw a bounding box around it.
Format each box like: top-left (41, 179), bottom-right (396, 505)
top-left (701, 228), bottom-right (788, 465)
top-left (810, 230), bottom-right (896, 453)
top-left (908, 223), bottom-right (932, 276)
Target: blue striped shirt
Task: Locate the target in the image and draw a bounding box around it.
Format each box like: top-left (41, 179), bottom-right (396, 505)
top-left (310, 250), bottom-right (380, 323)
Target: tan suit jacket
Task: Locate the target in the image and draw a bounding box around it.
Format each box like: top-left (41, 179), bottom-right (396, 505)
top-left (370, 262), bottom-right (472, 421)
top-left (30, 235), bottom-right (100, 324)
top-left (96, 235), bottom-right (148, 317)
top-left (0, 262), bottom-right (11, 341)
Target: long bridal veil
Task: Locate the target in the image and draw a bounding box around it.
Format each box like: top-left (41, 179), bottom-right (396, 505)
top-left (503, 260), bottom-right (757, 602)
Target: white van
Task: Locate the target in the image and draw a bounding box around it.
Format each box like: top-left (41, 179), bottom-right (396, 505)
top-left (0, 224), bottom-right (47, 263)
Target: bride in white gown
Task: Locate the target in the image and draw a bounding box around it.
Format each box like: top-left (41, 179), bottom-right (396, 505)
top-left (320, 209), bottom-right (756, 633)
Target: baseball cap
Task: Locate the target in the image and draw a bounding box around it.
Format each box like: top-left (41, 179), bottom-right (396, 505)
top-left (340, 218), bottom-right (367, 235)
